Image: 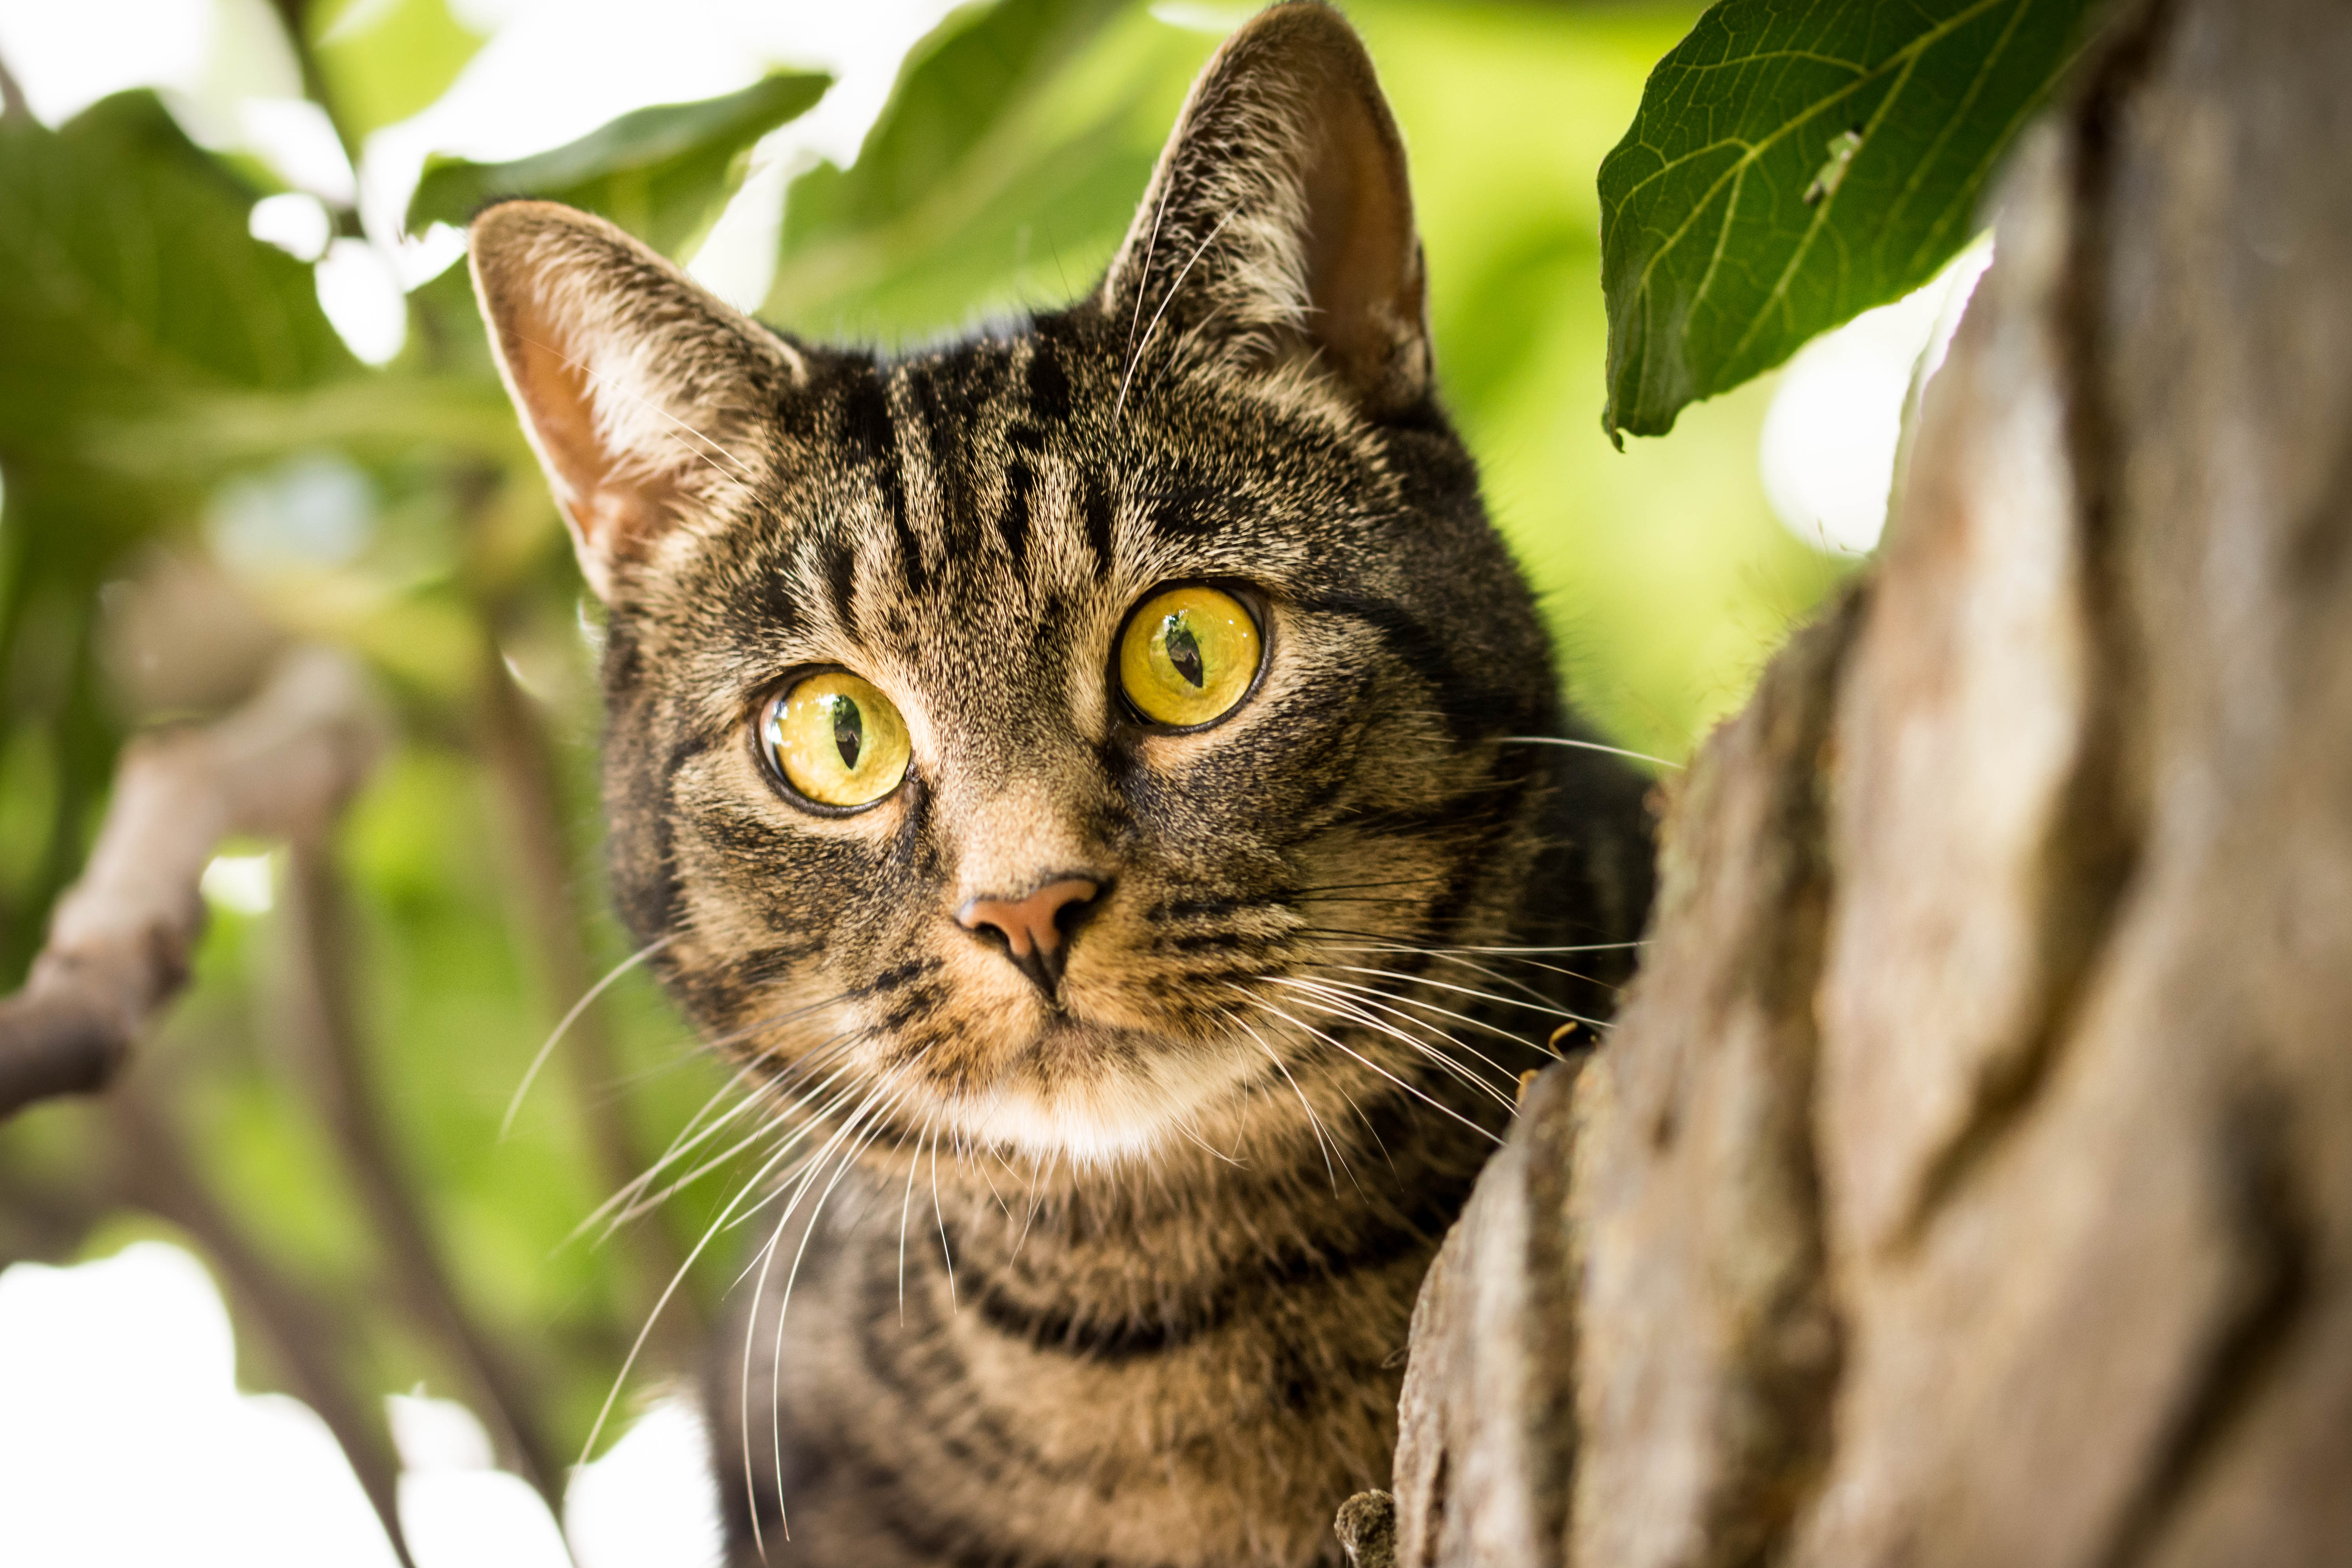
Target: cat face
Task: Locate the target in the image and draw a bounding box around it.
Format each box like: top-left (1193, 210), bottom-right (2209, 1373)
top-left (472, 2), bottom-right (1595, 1163)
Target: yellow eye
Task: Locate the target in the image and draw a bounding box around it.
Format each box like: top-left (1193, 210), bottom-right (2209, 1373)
top-left (762, 671), bottom-right (911, 809)
top-left (1118, 586), bottom-right (1263, 729)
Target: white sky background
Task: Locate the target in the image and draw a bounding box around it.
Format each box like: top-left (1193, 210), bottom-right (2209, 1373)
top-left (0, 1241), bottom-right (723, 1567)
top-left (0, 0), bottom-right (968, 356)
top-left (1758, 236), bottom-right (1995, 555)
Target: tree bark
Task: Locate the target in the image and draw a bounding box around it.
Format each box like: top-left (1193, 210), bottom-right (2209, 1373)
top-left (1387, 0), bottom-right (2352, 1561)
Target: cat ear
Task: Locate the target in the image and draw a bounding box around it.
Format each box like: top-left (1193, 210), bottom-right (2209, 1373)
top-left (468, 201), bottom-right (800, 600)
top-left (1100, 1), bottom-right (1428, 416)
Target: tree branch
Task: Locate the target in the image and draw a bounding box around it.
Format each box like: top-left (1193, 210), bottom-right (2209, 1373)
top-left (110, 1085), bottom-right (414, 1567)
top-left (278, 831), bottom-right (561, 1497)
top-left (0, 49), bottom-right (29, 123)
top-left (477, 636), bottom-right (702, 1354)
top-left (0, 649), bottom-right (386, 1120)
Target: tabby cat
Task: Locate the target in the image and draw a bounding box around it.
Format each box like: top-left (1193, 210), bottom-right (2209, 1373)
top-left (468, 4), bottom-right (1653, 1562)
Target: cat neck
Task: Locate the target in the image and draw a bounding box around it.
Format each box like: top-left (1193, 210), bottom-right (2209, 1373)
top-left (842, 1055), bottom-right (1506, 1349)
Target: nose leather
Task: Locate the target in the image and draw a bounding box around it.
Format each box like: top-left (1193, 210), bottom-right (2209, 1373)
top-left (958, 877), bottom-right (1100, 995)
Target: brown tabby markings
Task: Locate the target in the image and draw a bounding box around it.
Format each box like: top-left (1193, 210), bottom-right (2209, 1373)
top-left (470, 5), bottom-right (1653, 1564)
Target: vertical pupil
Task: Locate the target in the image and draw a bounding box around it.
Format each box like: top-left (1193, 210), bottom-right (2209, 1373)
top-left (829, 695), bottom-right (863, 770)
top-left (1163, 616), bottom-right (1205, 688)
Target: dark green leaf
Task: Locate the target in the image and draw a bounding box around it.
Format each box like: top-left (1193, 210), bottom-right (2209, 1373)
top-left (1598, 0), bottom-right (2104, 440)
top-left (407, 70), bottom-right (831, 258)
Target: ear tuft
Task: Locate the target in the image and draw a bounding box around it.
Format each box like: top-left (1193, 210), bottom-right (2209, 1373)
top-left (1102, 2), bottom-right (1428, 415)
top-left (469, 201), bottom-right (800, 600)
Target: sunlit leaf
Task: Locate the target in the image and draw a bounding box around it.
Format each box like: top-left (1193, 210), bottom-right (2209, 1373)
top-left (311, 0), bottom-right (488, 140)
top-left (764, 0), bottom-right (1170, 336)
top-left (0, 91), bottom-right (354, 487)
top-left (407, 71), bottom-right (831, 259)
top-left (0, 91), bottom-right (362, 980)
top-left (1597, 0), bottom-right (2103, 440)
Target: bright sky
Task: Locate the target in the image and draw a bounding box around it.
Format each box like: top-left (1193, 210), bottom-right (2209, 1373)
top-left (1759, 237), bottom-right (1994, 555)
top-left (0, 1240), bottom-right (722, 1567)
top-left (0, 0), bottom-right (965, 355)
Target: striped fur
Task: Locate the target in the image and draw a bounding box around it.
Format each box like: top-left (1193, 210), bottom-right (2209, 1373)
top-left (472, 5), bottom-right (1653, 1563)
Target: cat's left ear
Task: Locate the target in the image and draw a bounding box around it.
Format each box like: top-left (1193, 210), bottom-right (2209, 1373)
top-left (1100, 1), bottom-right (1428, 416)
top-left (470, 201), bottom-right (800, 601)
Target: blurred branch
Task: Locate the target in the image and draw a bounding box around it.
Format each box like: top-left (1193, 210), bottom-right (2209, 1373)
top-left (110, 1085), bottom-right (414, 1567)
top-left (278, 830), bottom-right (561, 1497)
top-left (264, 0), bottom-right (364, 203)
top-left (0, 51), bottom-right (27, 123)
top-left (0, 649), bottom-right (386, 1120)
top-left (477, 620), bottom-right (702, 1355)
top-left (0, 1161), bottom-right (101, 1266)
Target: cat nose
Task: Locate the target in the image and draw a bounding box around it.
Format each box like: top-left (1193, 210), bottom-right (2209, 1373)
top-left (957, 877), bottom-right (1102, 996)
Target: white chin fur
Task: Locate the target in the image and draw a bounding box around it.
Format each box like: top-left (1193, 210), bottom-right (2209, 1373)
top-left (946, 1038), bottom-right (1265, 1167)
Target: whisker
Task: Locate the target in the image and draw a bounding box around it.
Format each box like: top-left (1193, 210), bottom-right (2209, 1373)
top-left (1299, 929), bottom-right (1649, 955)
top-left (931, 1133), bottom-right (956, 1310)
top-left (1323, 964), bottom-right (1589, 1022)
top-left (1495, 733), bottom-right (1684, 770)
top-left (1226, 1007), bottom-right (1346, 1192)
top-left (764, 1074), bottom-right (911, 1538)
top-left (1300, 929), bottom-right (1638, 998)
top-left (899, 1114), bottom-right (936, 1321)
top-left (578, 1089), bottom-right (833, 1470)
top-left (599, 1034), bottom-right (867, 1236)
top-left (1303, 938), bottom-right (1565, 1013)
top-left (503, 935), bottom-right (671, 1137)
top-left (1114, 209), bottom-right (1235, 427)
top-left (1230, 986), bottom-right (1501, 1146)
top-left (1122, 181), bottom-right (1175, 366)
top-left (1169, 1117), bottom-right (1245, 1169)
top-left (1270, 984), bottom-right (1520, 1113)
top-left (571, 1055), bottom-right (768, 1240)
top-left (1303, 969), bottom-right (1566, 1053)
top-left (1274, 977), bottom-right (1528, 1103)
top-left (1330, 1079), bottom-right (1396, 1172)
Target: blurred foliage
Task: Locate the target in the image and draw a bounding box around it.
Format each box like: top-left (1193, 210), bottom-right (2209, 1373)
top-left (0, 0), bottom-right (1860, 1485)
top-left (310, 0), bottom-right (485, 139)
top-left (1599, 0), bottom-right (2101, 438)
top-left (411, 69), bottom-right (832, 258)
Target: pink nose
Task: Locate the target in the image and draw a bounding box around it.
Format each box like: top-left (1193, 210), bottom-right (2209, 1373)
top-left (957, 877), bottom-right (1101, 993)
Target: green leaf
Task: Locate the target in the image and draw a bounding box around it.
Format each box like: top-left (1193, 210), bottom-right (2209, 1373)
top-left (0, 91), bottom-right (361, 982)
top-left (764, 0), bottom-right (1166, 334)
top-left (1598, 0), bottom-right (2104, 440)
top-left (0, 91), bottom-right (356, 531)
top-left (312, 0), bottom-right (489, 140)
top-left (407, 70), bottom-right (831, 260)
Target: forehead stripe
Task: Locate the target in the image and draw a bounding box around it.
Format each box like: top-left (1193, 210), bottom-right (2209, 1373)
top-left (999, 460), bottom-right (1034, 577)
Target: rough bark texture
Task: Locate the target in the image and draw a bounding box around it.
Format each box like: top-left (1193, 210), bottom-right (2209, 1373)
top-left (1388, 0), bottom-right (2352, 1561)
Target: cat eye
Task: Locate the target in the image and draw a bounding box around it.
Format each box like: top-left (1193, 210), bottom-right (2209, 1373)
top-left (762, 671), bottom-right (912, 810)
top-left (1117, 586), bottom-right (1264, 730)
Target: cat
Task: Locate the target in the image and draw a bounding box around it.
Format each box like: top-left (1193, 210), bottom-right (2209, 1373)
top-left (468, 3), bottom-right (1653, 1563)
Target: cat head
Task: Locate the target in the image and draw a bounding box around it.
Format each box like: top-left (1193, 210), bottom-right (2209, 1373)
top-left (471, 2), bottom-right (1606, 1165)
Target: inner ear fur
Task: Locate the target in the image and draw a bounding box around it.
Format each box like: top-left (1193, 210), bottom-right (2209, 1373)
top-left (468, 201), bottom-right (800, 600)
top-left (1102, 0), bottom-right (1429, 415)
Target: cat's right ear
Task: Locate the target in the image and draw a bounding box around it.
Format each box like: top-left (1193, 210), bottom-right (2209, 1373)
top-left (1100, 1), bottom-right (1428, 417)
top-left (469, 201), bottom-right (800, 601)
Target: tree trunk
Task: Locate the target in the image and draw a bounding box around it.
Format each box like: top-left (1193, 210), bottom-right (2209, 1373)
top-left (1385, 0), bottom-right (2352, 1562)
